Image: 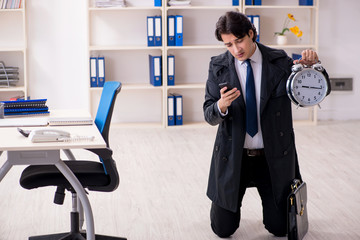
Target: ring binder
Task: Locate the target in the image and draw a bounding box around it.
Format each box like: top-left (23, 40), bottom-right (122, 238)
top-left (1, 99), bottom-right (49, 116)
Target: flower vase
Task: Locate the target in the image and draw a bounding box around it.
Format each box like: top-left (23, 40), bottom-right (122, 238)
top-left (276, 35), bottom-right (288, 45)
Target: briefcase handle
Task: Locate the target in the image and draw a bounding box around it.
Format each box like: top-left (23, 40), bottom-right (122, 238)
top-left (291, 179), bottom-right (302, 191)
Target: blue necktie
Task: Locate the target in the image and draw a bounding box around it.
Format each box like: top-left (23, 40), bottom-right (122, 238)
top-left (245, 59), bottom-right (258, 137)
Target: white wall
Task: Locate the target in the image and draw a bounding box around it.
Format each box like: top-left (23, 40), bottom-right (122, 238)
top-left (27, 0), bottom-right (88, 109)
top-left (26, 0), bottom-right (360, 121)
top-left (317, 0), bottom-right (360, 120)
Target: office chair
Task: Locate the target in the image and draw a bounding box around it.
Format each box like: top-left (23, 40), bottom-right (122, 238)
top-left (19, 81), bottom-right (126, 240)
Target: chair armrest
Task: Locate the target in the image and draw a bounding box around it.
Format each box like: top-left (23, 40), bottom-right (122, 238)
top-left (86, 147), bottom-right (119, 192)
top-left (85, 147), bottom-right (113, 160)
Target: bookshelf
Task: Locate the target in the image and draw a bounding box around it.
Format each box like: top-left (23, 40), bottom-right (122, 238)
top-left (87, 0), bottom-right (320, 127)
top-left (0, 0), bottom-right (27, 101)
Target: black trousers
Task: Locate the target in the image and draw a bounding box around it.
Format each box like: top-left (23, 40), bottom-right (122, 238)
top-left (210, 151), bottom-right (287, 238)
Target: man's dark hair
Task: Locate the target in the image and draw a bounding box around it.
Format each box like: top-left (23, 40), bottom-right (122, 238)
top-left (215, 11), bottom-right (257, 42)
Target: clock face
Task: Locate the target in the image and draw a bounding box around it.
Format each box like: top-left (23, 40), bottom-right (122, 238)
top-left (290, 68), bottom-right (328, 107)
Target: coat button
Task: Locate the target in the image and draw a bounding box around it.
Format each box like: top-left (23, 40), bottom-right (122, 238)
top-left (283, 150), bottom-right (288, 155)
top-left (215, 146), bottom-right (219, 151)
top-left (229, 117), bottom-right (233, 121)
top-left (222, 157), bottom-right (228, 162)
top-left (279, 132), bottom-right (284, 137)
top-left (276, 112), bottom-right (281, 117)
top-left (228, 136), bottom-right (232, 141)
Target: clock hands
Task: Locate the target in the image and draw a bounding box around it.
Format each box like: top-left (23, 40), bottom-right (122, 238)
top-left (301, 85), bottom-right (323, 90)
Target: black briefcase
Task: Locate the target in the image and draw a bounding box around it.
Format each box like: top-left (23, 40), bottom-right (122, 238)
top-left (287, 179), bottom-right (308, 240)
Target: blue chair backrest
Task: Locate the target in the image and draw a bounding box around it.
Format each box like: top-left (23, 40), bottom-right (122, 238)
top-left (94, 81), bottom-right (121, 137)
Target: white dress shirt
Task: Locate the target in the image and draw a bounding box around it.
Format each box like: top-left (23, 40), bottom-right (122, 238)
top-left (235, 43), bottom-right (264, 149)
top-left (217, 43), bottom-right (264, 149)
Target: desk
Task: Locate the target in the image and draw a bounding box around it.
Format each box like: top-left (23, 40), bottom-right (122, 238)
top-left (0, 111), bottom-right (106, 240)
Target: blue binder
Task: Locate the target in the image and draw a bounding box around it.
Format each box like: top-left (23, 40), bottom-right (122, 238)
top-left (167, 15), bottom-right (176, 46)
top-left (247, 15), bottom-right (253, 25)
top-left (167, 55), bottom-right (175, 86)
top-left (167, 95), bottom-right (175, 126)
top-left (232, 0), bottom-right (239, 5)
top-left (147, 16), bottom-right (155, 47)
top-left (154, 16), bottom-right (162, 46)
top-left (149, 55), bottom-right (162, 87)
top-left (97, 56), bottom-right (105, 87)
top-left (292, 53), bottom-right (302, 60)
top-left (245, 0), bottom-right (252, 5)
top-left (175, 15), bottom-right (183, 46)
top-left (154, 0), bottom-right (161, 7)
top-left (299, 0), bottom-right (313, 5)
top-left (254, 0), bottom-right (261, 5)
top-left (173, 94), bottom-right (183, 125)
top-left (253, 15), bottom-right (260, 42)
top-left (90, 56), bottom-right (98, 87)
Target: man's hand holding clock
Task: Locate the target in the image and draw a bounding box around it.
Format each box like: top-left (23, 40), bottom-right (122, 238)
top-left (287, 49), bottom-right (330, 107)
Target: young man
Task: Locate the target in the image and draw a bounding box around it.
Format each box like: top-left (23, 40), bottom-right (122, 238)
top-left (203, 11), bottom-right (330, 237)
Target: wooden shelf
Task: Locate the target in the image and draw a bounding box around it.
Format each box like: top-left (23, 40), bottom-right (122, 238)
top-left (89, 7), bottom-right (162, 11)
top-left (244, 5), bottom-right (316, 9)
top-left (87, 0), bottom-right (320, 127)
top-left (0, 0), bottom-right (27, 99)
top-left (89, 45), bottom-right (163, 51)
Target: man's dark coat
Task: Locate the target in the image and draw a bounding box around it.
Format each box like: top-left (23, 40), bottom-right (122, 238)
top-left (204, 43), bottom-right (304, 212)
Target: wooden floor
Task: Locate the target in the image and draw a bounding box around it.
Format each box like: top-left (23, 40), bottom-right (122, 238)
top-left (1, 120), bottom-right (360, 240)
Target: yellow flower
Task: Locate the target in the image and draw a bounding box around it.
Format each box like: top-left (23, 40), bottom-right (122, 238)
top-left (290, 26), bottom-right (303, 37)
top-left (288, 14), bottom-right (296, 21)
top-left (275, 13), bottom-right (302, 37)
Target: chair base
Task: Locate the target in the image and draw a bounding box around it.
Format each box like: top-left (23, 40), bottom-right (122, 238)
top-left (29, 212), bottom-right (126, 240)
top-left (29, 232), bottom-right (127, 240)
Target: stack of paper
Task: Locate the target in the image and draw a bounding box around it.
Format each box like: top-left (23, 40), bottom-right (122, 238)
top-left (0, 61), bottom-right (19, 87)
top-left (48, 117), bottom-right (93, 126)
top-left (168, 0), bottom-right (191, 6)
top-left (95, 0), bottom-right (126, 8)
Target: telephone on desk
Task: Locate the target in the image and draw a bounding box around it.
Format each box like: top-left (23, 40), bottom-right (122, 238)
top-left (29, 129), bottom-right (71, 143)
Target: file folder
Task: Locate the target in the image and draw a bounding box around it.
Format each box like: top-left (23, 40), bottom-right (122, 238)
top-left (247, 15), bottom-right (253, 25)
top-left (299, 0), bottom-right (313, 5)
top-left (167, 55), bottom-right (175, 86)
top-left (253, 15), bottom-right (260, 42)
top-left (173, 94), bottom-right (183, 125)
top-left (149, 55), bottom-right (162, 87)
top-left (147, 16), bottom-right (155, 47)
top-left (154, 16), bottom-right (162, 46)
top-left (292, 53), bottom-right (302, 60)
top-left (167, 15), bottom-right (176, 46)
top-left (97, 56), bottom-right (105, 87)
top-left (167, 95), bottom-right (175, 126)
top-left (175, 15), bottom-right (183, 46)
top-left (90, 56), bottom-right (98, 87)
top-left (154, 0), bottom-right (161, 7)
top-left (254, 0), bottom-right (262, 5)
top-left (232, 0), bottom-right (239, 5)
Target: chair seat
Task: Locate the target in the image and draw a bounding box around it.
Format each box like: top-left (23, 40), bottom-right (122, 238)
top-left (20, 160), bottom-right (110, 191)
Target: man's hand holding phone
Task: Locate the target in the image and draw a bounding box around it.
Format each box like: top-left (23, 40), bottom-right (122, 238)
top-left (218, 82), bottom-right (241, 114)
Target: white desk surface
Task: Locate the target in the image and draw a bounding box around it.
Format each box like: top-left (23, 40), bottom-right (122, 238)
top-left (0, 109), bottom-right (106, 152)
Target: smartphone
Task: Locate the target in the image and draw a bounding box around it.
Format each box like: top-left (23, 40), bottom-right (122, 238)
top-left (218, 82), bottom-right (233, 93)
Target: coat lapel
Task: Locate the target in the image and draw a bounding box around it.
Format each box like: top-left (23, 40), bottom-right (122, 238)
top-left (259, 44), bottom-right (286, 115)
top-left (226, 52), bottom-right (246, 111)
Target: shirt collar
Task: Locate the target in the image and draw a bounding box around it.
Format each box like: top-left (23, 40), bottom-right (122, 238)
top-left (239, 43), bottom-right (262, 65)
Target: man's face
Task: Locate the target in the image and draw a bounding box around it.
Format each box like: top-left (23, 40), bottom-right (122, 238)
top-left (221, 31), bottom-right (256, 61)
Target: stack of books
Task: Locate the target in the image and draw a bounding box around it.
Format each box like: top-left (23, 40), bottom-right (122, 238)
top-left (0, 0), bottom-right (22, 9)
top-left (95, 0), bottom-right (126, 8)
top-left (1, 99), bottom-right (49, 116)
top-left (0, 61), bottom-right (19, 87)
